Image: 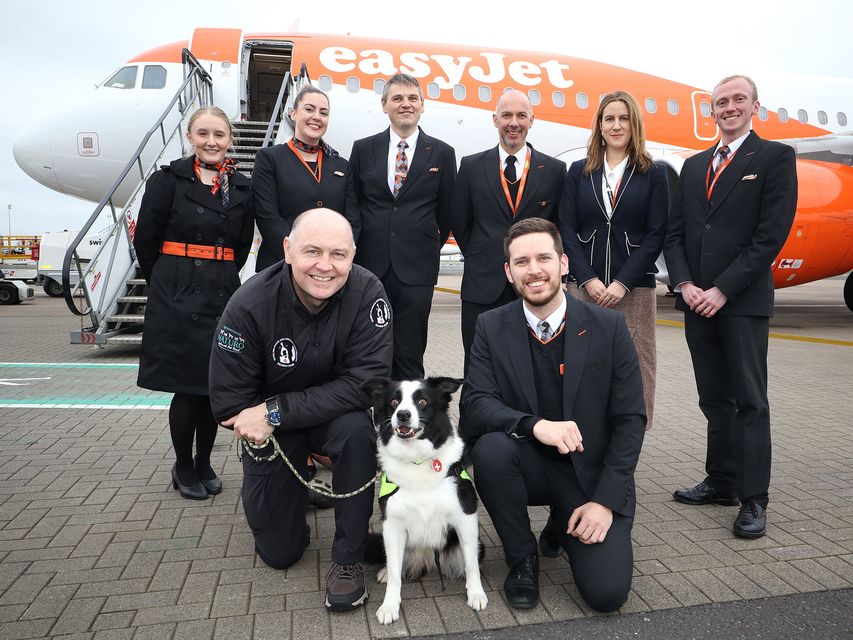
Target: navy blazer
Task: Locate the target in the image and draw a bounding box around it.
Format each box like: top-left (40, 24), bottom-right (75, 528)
top-left (664, 131), bottom-right (798, 316)
top-left (559, 159), bottom-right (668, 290)
top-left (460, 293), bottom-right (646, 517)
top-left (252, 142), bottom-right (360, 271)
top-left (350, 127), bottom-right (456, 286)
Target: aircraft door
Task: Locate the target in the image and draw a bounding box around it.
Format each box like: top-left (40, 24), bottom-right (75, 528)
top-left (189, 28), bottom-right (244, 120)
top-left (691, 91), bottom-right (718, 142)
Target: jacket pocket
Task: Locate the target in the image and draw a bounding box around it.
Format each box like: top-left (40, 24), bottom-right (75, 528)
top-left (577, 229), bottom-right (596, 266)
top-left (624, 232), bottom-right (643, 255)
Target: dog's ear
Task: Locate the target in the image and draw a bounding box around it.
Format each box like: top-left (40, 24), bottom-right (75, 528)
top-left (426, 377), bottom-right (465, 396)
top-left (361, 377), bottom-right (390, 405)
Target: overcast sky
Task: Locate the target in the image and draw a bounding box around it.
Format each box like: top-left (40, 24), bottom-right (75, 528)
top-left (3, 0), bottom-right (851, 235)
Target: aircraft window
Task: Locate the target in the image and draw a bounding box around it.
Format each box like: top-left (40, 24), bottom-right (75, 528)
top-left (777, 108), bottom-right (788, 123)
top-left (576, 92), bottom-right (589, 109)
top-left (142, 65), bottom-right (166, 89)
top-left (346, 77), bottom-right (360, 93)
top-left (818, 110), bottom-right (828, 125)
top-left (453, 84), bottom-right (466, 101)
top-left (374, 79), bottom-right (386, 95)
top-left (478, 86), bottom-right (492, 102)
top-left (667, 99), bottom-right (679, 115)
top-left (758, 106), bottom-right (768, 121)
top-left (426, 82), bottom-right (440, 99)
top-left (528, 89), bottom-right (541, 106)
top-left (699, 101), bottom-right (711, 117)
top-left (552, 91), bottom-right (565, 108)
top-left (797, 109), bottom-right (808, 123)
top-left (104, 66), bottom-right (137, 89)
top-left (318, 75), bottom-right (333, 91)
top-left (839, 112), bottom-right (848, 127)
top-left (645, 97), bottom-right (657, 114)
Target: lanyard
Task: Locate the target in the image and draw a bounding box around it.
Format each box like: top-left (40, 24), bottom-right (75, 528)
top-left (604, 173), bottom-right (623, 213)
top-left (288, 140), bottom-right (323, 183)
top-left (499, 154), bottom-right (531, 216)
top-left (705, 149), bottom-right (736, 200)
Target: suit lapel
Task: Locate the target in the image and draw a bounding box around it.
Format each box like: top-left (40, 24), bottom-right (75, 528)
top-left (708, 131), bottom-right (761, 217)
top-left (504, 301), bottom-right (538, 413)
top-left (587, 168), bottom-right (608, 221)
top-left (396, 128), bottom-right (434, 200)
top-left (482, 146), bottom-right (513, 219)
top-left (561, 295), bottom-right (590, 420)
top-left (516, 145), bottom-right (544, 214)
top-left (372, 129), bottom-right (392, 197)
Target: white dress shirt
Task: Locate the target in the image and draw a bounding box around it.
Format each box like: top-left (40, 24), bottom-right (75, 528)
top-left (601, 156), bottom-right (629, 218)
top-left (523, 295), bottom-right (567, 341)
top-left (387, 128), bottom-right (419, 194)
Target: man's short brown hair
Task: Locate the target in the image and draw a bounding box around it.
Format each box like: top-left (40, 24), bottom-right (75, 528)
top-left (503, 218), bottom-right (563, 262)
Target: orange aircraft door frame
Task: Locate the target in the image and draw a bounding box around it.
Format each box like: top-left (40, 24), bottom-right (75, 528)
top-left (691, 90), bottom-right (718, 142)
top-left (189, 28), bottom-right (244, 120)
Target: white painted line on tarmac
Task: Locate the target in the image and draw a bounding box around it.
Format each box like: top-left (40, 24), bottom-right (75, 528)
top-left (0, 403), bottom-right (167, 410)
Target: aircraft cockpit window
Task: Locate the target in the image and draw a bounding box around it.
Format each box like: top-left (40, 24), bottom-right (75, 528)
top-left (318, 75), bottom-right (333, 91)
top-left (758, 106), bottom-right (768, 121)
top-left (552, 91), bottom-right (565, 108)
top-left (576, 92), bottom-right (589, 109)
top-left (104, 66), bottom-right (137, 89)
top-left (478, 86), bottom-right (492, 103)
top-left (346, 77), bottom-right (360, 93)
top-left (528, 89), bottom-right (541, 106)
top-left (817, 110), bottom-right (828, 125)
top-left (777, 108), bottom-right (789, 123)
top-left (374, 79), bottom-right (386, 95)
top-left (667, 99), bottom-right (679, 115)
top-left (453, 84), bottom-right (466, 101)
top-left (426, 83), bottom-right (440, 99)
top-left (797, 109), bottom-right (808, 124)
top-left (839, 112), bottom-right (848, 127)
top-left (645, 98), bottom-right (657, 114)
top-left (142, 65), bottom-right (166, 89)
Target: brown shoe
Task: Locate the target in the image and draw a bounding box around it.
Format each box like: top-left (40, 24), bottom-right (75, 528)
top-left (325, 561), bottom-right (368, 611)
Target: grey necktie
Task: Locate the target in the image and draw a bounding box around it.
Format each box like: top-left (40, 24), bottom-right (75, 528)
top-left (537, 320), bottom-right (552, 341)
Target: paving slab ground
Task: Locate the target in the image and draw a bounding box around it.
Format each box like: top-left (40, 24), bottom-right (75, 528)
top-left (0, 274), bottom-right (851, 639)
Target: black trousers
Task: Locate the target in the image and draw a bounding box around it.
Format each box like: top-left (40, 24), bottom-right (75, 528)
top-left (472, 432), bottom-right (633, 612)
top-left (461, 282), bottom-right (518, 375)
top-left (241, 411), bottom-right (377, 569)
top-left (381, 267), bottom-right (434, 380)
top-left (684, 312), bottom-right (771, 502)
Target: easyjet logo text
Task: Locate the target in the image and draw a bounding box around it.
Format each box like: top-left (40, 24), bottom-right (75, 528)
top-left (319, 47), bottom-right (574, 90)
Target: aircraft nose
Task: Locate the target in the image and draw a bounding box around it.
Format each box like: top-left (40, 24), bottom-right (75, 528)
top-left (13, 120), bottom-right (61, 192)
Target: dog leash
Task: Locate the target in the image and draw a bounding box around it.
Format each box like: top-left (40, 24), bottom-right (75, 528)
top-left (239, 437), bottom-right (378, 499)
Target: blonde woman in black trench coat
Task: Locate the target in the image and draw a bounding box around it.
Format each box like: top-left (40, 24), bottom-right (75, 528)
top-left (134, 106), bottom-right (254, 500)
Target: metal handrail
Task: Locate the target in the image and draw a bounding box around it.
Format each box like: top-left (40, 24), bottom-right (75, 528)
top-left (61, 49), bottom-right (213, 321)
top-left (261, 71), bottom-right (293, 149)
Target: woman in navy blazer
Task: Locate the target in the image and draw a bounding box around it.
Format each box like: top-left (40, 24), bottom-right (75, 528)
top-left (252, 86), bottom-right (359, 271)
top-left (559, 91), bottom-right (668, 428)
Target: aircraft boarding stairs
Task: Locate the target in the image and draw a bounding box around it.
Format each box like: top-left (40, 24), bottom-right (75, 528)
top-left (62, 56), bottom-right (311, 345)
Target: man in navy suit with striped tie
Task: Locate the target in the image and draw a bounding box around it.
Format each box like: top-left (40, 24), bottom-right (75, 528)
top-left (665, 75), bottom-right (798, 539)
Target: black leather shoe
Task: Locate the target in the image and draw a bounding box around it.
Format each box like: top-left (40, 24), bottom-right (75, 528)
top-left (171, 464), bottom-right (208, 500)
top-left (538, 526), bottom-right (562, 558)
top-left (504, 552), bottom-right (539, 609)
top-left (733, 499), bottom-right (766, 538)
top-left (194, 458), bottom-right (222, 495)
top-left (673, 481), bottom-right (738, 506)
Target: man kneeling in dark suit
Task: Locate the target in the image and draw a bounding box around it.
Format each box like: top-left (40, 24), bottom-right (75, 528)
top-left (461, 218), bottom-right (646, 612)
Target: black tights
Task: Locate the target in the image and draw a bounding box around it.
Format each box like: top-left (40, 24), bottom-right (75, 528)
top-left (169, 393), bottom-right (217, 484)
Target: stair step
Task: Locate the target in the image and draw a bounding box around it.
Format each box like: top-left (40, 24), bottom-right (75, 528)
top-left (107, 314), bottom-right (145, 323)
top-left (118, 296), bottom-right (147, 303)
top-left (127, 279), bottom-right (147, 286)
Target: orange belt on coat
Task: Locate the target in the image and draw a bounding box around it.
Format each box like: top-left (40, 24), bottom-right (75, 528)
top-left (160, 241), bottom-right (235, 261)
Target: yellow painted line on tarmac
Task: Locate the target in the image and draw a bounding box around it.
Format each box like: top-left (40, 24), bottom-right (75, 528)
top-left (434, 287), bottom-right (461, 294)
top-left (656, 319), bottom-right (853, 346)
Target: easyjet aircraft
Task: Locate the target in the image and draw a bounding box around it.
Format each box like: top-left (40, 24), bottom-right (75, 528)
top-left (13, 28), bottom-right (853, 310)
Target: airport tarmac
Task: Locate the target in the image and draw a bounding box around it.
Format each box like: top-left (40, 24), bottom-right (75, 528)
top-left (0, 274), bottom-right (851, 639)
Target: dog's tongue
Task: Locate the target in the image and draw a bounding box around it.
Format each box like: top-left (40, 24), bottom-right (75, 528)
top-left (398, 425), bottom-right (412, 434)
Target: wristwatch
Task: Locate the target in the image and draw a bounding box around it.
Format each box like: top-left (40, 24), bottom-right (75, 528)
top-left (265, 396), bottom-right (282, 428)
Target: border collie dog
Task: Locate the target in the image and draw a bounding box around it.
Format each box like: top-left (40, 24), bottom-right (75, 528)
top-left (364, 377), bottom-right (488, 625)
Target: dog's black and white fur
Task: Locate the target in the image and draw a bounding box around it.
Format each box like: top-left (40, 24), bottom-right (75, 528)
top-left (365, 377), bottom-right (488, 625)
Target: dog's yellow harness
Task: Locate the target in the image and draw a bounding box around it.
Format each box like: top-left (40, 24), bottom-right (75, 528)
top-left (379, 464), bottom-right (472, 498)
